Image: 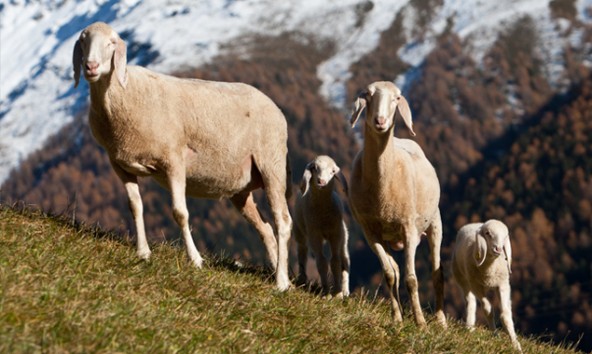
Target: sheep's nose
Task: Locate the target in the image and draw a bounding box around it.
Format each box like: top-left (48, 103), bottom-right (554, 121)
top-left (85, 61), bottom-right (99, 72)
top-left (492, 246), bottom-right (502, 255)
top-left (376, 116), bottom-right (386, 125)
top-left (317, 178), bottom-right (327, 187)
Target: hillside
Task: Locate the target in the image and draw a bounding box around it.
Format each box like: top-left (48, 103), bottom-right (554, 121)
top-left (0, 205), bottom-right (580, 353)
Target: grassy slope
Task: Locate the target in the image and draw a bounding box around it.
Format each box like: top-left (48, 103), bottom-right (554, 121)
top-left (0, 205), bottom-right (578, 353)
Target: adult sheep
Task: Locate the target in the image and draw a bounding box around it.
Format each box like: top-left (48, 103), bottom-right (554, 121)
top-left (72, 22), bottom-right (292, 290)
top-left (348, 81), bottom-right (446, 328)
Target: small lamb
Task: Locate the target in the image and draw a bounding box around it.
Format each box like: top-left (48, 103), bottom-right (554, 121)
top-left (452, 219), bottom-right (522, 352)
top-left (293, 155), bottom-right (350, 298)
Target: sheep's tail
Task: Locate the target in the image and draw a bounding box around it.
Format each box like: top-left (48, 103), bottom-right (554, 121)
top-left (285, 153), bottom-right (293, 200)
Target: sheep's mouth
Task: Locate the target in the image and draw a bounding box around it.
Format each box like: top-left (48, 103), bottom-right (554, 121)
top-left (374, 124), bottom-right (390, 133)
top-left (491, 250), bottom-right (503, 257)
top-left (85, 71), bottom-right (100, 81)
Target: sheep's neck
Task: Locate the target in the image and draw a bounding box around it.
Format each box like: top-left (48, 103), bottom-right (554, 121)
top-left (361, 124), bottom-right (400, 183)
top-left (309, 183), bottom-right (336, 206)
top-left (88, 71), bottom-right (121, 118)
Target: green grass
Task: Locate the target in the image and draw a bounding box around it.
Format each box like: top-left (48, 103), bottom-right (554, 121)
top-left (0, 205), bottom-right (580, 353)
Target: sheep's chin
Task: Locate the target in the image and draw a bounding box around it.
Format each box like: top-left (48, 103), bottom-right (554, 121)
top-left (85, 74), bottom-right (101, 83)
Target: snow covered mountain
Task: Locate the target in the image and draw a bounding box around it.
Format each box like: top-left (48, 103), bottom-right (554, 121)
top-left (1, 0), bottom-right (591, 184)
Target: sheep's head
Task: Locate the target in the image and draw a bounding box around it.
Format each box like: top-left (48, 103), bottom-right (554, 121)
top-left (474, 220), bottom-right (512, 269)
top-left (350, 81), bottom-right (415, 136)
top-left (300, 155), bottom-right (348, 196)
top-left (73, 22), bottom-right (127, 89)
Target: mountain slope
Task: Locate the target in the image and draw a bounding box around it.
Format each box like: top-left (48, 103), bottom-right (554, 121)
top-left (0, 205), bottom-right (580, 353)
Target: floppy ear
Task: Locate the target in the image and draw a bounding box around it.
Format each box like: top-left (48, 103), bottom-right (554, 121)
top-left (474, 227), bottom-right (487, 267)
top-left (503, 235), bottom-right (512, 273)
top-left (335, 169), bottom-right (349, 195)
top-left (300, 164), bottom-right (313, 196)
top-left (396, 95), bottom-right (415, 136)
top-left (73, 39), bottom-right (82, 88)
top-left (350, 90), bottom-right (368, 128)
top-left (113, 36), bottom-right (128, 88)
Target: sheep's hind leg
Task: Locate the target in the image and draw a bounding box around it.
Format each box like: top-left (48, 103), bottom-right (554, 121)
top-left (231, 192), bottom-right (278, 270)
top-left (292, 224), bottom-right (308, 286)
top-left (261, 171), bottom-right (293, 291)
top-left (480, 296), bottom-right (495, 330)
top-left (426, 210), bottom-right (447, 327)
top-left (169, 170), bottom-right (203, 268)
top-left (329, 236), bottom-right (346, 298)
top-left (111, 163), bottom-right (151, 261)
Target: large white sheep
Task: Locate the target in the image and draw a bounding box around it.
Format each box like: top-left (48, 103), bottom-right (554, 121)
top-left (452, 220), bottom-right (522, 351)
top-left (72, 22), bottom-right (292, 290)
top-left (293, 155), bottom-right (350, 298)
top-left (348, 81), bottom-right (446, 328)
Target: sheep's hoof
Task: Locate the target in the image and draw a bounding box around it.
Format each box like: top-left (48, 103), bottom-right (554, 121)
top-left (137, 249), bottom-right (152, 261)
top-left (276, 278), bottom-right (292, 292)
top-left (435, 312), bottom-right (447, 328)
top-left (512, 340), bottom-right (522, 352)
top-left (415, 318), bottom-right (428, 330)
top-left (191, 257), bottom-right (203, 268)
top-left (187, 252), bottom-right (203, 268)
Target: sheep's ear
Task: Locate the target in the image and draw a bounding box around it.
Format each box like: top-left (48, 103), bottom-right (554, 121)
top-left (300, 164), bottom-right (313, 196)
top-left (113, 36), bottom-right (128, 89)
top-left (474, 227), bottom-right (487, 267)
top-left (396, 95), bottom-right (416, 136)
top-left (503, 235), bottom-right (512, 273)
top-left (335, 170), bottom-right (349, 195)
top-left (73, 39), bottom-right (82, 88)
top-left (350, 91), bottom-right (368, 128)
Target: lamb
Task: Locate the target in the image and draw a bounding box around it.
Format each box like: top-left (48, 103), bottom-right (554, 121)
top-left (72, 22), bottom-right (292, 290)
top-left (452, 220), bottom-right (522, 352)
top-left (293, 155), bottom-right (350, 298)
top-left (348, 81), bottom-right (446, 328)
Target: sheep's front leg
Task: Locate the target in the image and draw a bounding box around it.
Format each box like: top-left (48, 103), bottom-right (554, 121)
top-left (310, 235), bottom-right (329, 295)
top-left (367, 236), bottom-right (403, 323)
top-left (169, 169), bottom-right (203, 268)
top-left (498, 284), bottom-right (522, 352)
top-left (111, 163), bottom-right (151, 261)
top-left (465, 291), bottom-right (477, 329)
top-left (404, 228), bottom-right (426, 328)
